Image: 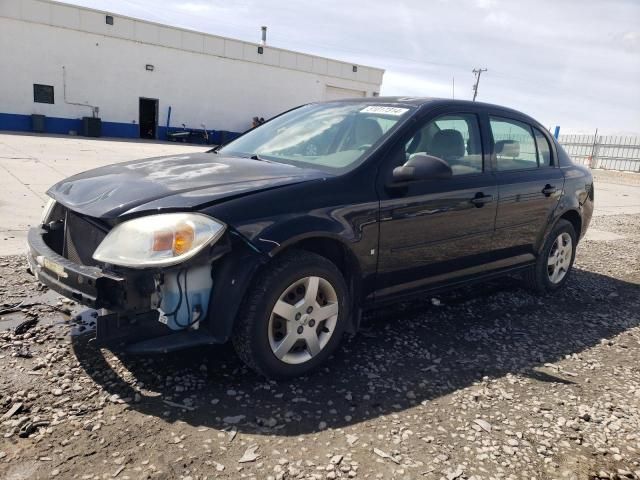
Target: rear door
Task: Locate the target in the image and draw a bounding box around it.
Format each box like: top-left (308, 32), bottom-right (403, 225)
top-left (375, 108), bottom-right (498, 298)
top-left (489, 115), bottom-right (564, 255)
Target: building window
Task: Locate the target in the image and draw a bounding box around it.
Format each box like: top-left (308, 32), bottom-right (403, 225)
top-left (257, 46), bottom-right (264, 54)
top-left (106, 15), bottom-right (114, 25)
top-left (352, 65), bottom-right (358, 73)
top-left (33, 84), bottom-right (54, 104)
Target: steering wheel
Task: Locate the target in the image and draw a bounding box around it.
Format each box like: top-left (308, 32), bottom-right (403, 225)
top-left (303, 143), bottom-right (318, 155)
top-left (356, 144), bottom-right (372, 151)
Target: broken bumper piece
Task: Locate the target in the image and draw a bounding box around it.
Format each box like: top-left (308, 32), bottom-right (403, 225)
top-left (26, 226), bottom-right (133, 310)
top-left (26, 226), bottom-right (223, 353)
top-left (95, 311), bottom-right (220, 353)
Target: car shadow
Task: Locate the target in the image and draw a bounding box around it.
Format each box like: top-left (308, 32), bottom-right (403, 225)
top-left (70, 267), bottom-right (640, 436)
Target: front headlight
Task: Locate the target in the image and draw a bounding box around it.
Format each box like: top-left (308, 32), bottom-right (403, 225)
top-left (92, 213), bottom-right (225, 268)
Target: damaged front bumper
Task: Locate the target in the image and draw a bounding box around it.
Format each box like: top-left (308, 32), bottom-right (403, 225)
top-left (27, 226), bottom-right (141, 310)
top-left (26, 225), bottom-right (172, 349)
top-left (26, 225), bottom-right (264, 353)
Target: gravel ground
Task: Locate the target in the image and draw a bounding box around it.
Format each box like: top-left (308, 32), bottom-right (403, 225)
top-left (591, 170), bottom-right (640, 187)
top-left (0, 213), bottom-right (638, 480)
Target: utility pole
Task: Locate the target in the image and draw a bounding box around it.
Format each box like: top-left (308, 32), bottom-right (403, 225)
top-left (472, 68), bottom-right (487, 101)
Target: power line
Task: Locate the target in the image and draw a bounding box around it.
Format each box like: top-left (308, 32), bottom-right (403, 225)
top-left (472, 68), bottom-right (487, 101)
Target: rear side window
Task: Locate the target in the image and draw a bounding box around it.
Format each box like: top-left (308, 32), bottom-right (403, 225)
top-left (534, 128), bottom-right (552, 166)
top-left (490, 117), bottom-right (538, 171)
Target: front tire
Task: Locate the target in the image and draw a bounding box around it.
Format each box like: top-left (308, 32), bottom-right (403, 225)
top-left (232, 250), bottom-right (348, 379)
top-left (524, 219), bottom-right (577, 294)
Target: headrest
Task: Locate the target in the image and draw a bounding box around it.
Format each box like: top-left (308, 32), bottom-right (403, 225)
top-left (429, 129), bottom-right (465, 160)
top-left (495, 139), bottom-right (520, 157)
top-left (354, 118), bottom-right (383, 145)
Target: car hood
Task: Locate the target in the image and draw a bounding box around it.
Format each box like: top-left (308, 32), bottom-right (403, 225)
top-left (47, 153), bottom-right (328, 218)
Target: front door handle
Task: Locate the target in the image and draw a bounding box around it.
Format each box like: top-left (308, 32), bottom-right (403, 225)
top-left (542, 184), bottom-right (557, 196)
top-left (470, 193), bottom-right (493, 207)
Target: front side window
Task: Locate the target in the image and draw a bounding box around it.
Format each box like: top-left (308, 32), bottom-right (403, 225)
top-left (219, 103), bottom-right (413, 173)
top-left (490, 117), bottom-right (538, 171)
top-left (404, 113), bottom-right (483, 175)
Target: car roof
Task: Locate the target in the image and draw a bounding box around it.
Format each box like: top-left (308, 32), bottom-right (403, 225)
top-left (318, 96), bottom-right (543, 128)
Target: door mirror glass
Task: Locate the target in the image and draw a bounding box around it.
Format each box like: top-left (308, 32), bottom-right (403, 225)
top-left (392, 153), bottom-right (453, 182)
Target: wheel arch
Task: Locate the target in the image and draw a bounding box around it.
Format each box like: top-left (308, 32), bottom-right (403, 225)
top-left (558, 209), bottom-right (582, 241)
top-left (268, 234), bottom-right (364, 334)
top-left (535, 207), bottom-right (583, 254)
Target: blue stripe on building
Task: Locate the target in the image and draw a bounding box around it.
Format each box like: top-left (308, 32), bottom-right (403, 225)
top-left (0, 112), bottom-right (240, 143)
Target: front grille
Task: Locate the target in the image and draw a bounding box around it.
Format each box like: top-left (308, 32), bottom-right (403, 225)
top-left (62, 210), bottom-right (108, 266)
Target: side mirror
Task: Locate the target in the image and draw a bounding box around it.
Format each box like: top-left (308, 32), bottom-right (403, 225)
top-left (392, 154), bottom-right (453, 183)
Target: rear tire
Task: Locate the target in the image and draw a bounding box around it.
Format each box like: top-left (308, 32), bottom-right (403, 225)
top-left (524, 219), bottom-right (577, 294)
top-left (232, 250), bottom-right (348, 379)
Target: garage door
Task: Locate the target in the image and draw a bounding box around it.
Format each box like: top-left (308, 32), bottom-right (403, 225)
top-left (324, 86), bottom-right (366, 101)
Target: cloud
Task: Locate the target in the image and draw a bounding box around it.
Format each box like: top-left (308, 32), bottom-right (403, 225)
top-left (483, 11), bottom-right (512, 27)
top-left (622, 31), bottom-right (640, 51)
top-left (476, 0), bottom-right (497, 9)
top-left (175, 2), bottom-right (212, 13)
top-left (60, 0), bottom-right (640, 134)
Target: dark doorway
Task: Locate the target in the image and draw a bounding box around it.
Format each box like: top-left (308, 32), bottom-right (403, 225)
top-left (139, 98), bottom-right (158, 139)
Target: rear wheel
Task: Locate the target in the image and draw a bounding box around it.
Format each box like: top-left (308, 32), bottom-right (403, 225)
top-left (232, 250), bottom-right (348, 379)
top-left (524, 219), bottom-right (577, 294)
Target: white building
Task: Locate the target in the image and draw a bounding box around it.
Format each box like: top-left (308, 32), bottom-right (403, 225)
top-left (0, 0), bottom-right (384, 141)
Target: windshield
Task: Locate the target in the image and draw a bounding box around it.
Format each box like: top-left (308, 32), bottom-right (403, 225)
top-left (219, 102), bottom-right (414, 172)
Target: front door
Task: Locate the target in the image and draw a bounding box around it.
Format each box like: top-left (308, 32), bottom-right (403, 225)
top-left (488, 116), bottom-right (564, 255)
top-left (139, 98), bottom-right (158, 139)
top-left (375, 110), bottom-right (498, 299)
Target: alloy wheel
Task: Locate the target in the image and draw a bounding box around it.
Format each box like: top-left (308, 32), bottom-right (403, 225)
top-left (547, 232), bottom-right (573, 284)
top-left (268, 276), bottom-right (339, 365)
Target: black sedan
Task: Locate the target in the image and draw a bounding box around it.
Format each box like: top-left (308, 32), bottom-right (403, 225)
top-left (27, 97), bottom-right (594, 378)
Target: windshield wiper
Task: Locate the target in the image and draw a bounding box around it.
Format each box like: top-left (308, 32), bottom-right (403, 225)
top-left (249, 153), bottom-right (274, 163)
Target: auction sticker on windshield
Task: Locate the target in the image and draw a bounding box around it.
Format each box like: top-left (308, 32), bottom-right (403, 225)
top-left (360, 106), bottom-right (409, 116)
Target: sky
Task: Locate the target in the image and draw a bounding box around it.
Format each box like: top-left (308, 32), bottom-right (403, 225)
top-left (64, 0), bottom-right (640, 134)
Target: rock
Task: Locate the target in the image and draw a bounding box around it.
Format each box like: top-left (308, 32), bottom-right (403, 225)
top-left (373, 448), bottom-right (399, 464)
top-left (446, 466), bottom-right (464, 480)
top-left (346, 434), bottom-right (358, 446)
top-left (1, 402), bottom-right (22, 420)
top-left (238, 445), bottom-right (259, 463)
top-left (473, 418), bottom-right (492, 433)
top-left (222, 415), bottom-right (245, 424)
top-left (330, 454), bottom-right (343, 465)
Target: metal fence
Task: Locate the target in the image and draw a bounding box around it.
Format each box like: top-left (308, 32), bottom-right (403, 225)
top-left (558, 134), bottom-right (640, 172)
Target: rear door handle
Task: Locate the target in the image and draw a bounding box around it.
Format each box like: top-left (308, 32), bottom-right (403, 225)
top-left (542, 184), bottom-right (557, 196)
top-left (470, 193), bottom-right (493, 207)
